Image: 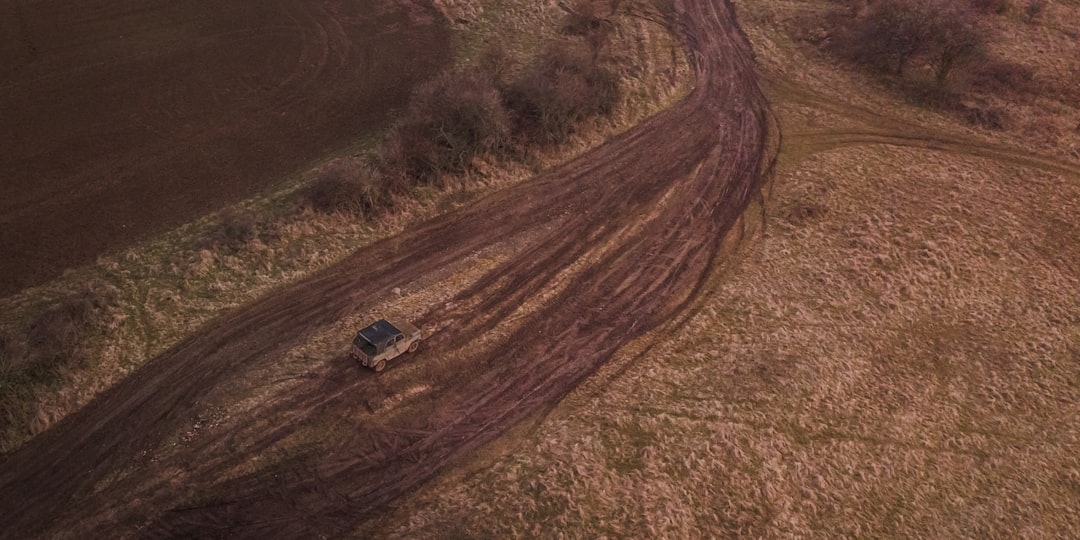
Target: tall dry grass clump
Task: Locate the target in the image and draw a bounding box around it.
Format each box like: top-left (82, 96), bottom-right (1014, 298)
top-left (300, 158), bottom-right (387, 217)
top-left (1, 282), bottom-right (118, 436)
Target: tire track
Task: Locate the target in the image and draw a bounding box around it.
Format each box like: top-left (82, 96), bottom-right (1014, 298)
top-left (0, 1), bottom-right (776, 537)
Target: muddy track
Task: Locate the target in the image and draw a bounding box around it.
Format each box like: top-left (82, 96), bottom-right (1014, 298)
top-left (0, 1), bottom-right (775, 537)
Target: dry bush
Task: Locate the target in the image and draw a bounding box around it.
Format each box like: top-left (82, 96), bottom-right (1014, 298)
top-left (0, 328), bottom-right (24, 376)
top-left (969, 0), bottom-right (1013, 15)
top-left (300, 158), bottom-right (387, 216)
top-left (830, 0), bottom-right (932, 75)
top-left (956, 102), bottom-right (1010, 129)
top-left (380, 70), bottom-right (511, 183)
top-left (0, 282), bottom-right (118, 444)
top-left (0, 283), bottom-right (119, 390)
top-left (968, 59), bottom-right (1038, 97)
top-left (925, 4), bottom-right (984, 86)
top-left (562, 0), bottom-right (619, 57)
top-left (1023, 0), bottom-right (1047, 21)
top-left (505, 42), bottom-right (622, 144)
top-left (478, 42), bottom-right (513, 86)
top-left (196, 210), bottom-right (261, 254)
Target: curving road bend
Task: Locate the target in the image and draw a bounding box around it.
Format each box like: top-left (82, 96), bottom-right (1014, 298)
top-left (0, 0), bottom-right (776, 537)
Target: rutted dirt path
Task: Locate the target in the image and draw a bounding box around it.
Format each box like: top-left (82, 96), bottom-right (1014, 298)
top-left (0, 0), bottom-right (448, 296)
top-left (0, 1), bottom-right (775, 537)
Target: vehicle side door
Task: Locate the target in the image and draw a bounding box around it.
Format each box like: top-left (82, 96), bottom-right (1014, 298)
top-left (387, 333), bottom-right (405, 358)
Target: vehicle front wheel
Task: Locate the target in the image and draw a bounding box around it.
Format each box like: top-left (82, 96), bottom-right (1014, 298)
top-left (374, 359), bottom-right (387, 372)
top-left (408, 340), bottom-right (419, 353)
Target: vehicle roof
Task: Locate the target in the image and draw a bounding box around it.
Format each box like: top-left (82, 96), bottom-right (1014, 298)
top-left (356, 319), bottom-right (401, 346)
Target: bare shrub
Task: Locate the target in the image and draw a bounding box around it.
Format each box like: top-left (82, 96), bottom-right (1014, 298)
top-left (956, 102), bottom-right (1010, 129)
top-left (835, 0), bottom-right (932, 75)
top-left (380, 70), bottom-right (511, 183)
top-left (197, 210), bottom-right (260, 253)
top-left (562, 0), bottom-right (618, 58)
top-left (827, 0), bottom-right (985, 87)
top-left (301, 158), bottom-right (387, 216)
top-left (969, 59), bottom-right (1038, 97)
top-left (505, 42), bottom-right (622, 144)
top-left (969, 0), bottom-right (1012, 15)
top-left (20, 283), bottom-right (118, 376)
top-left (1023, 0), bottom-right (1046, 22)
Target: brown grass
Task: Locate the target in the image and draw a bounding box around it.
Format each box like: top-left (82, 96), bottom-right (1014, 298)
top-left (364, 1), bottom-right (1080, 537)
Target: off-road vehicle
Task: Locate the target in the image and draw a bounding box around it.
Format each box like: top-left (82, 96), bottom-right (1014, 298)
top-left (350, 318), bottom-right (422, 372)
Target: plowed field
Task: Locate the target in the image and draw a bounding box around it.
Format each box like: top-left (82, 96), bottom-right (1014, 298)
top-left (0, 0), bottom-right (449, 296)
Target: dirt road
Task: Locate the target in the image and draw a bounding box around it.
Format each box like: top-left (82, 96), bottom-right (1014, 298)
top-left (0, 0), bottom-right (775, 537)
top-left (0, 0), bottom-right (448, 296)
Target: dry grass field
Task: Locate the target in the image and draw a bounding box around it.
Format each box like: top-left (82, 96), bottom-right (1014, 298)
top-left (3, 0), bottom-right (1076, 535)
top-left (361, 1), bottom-right (1080, 537)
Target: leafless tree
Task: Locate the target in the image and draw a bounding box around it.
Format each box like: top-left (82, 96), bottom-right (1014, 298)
top-left (925, 3), bottom-right (984, 87)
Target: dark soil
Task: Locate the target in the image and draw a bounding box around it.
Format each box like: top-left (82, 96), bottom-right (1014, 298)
top-left (0, 0), bottom-right (450, 296)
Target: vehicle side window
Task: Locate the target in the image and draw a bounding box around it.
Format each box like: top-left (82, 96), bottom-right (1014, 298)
top-left (396, 335), bottom-right (403, 343)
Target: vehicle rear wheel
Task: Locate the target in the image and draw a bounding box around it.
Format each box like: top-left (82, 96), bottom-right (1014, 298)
top-left (408, 340), bottom-right (419, 353)
top-left (374, 359), bottom-right (387, 372)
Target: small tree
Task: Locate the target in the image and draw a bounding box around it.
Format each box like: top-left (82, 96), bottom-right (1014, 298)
top-left (843, 0), bottom-right (985, 86)
top-left (925, 3), bottom-right (984, 87)
top-left (849, 0), bottom-right (931, 75)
